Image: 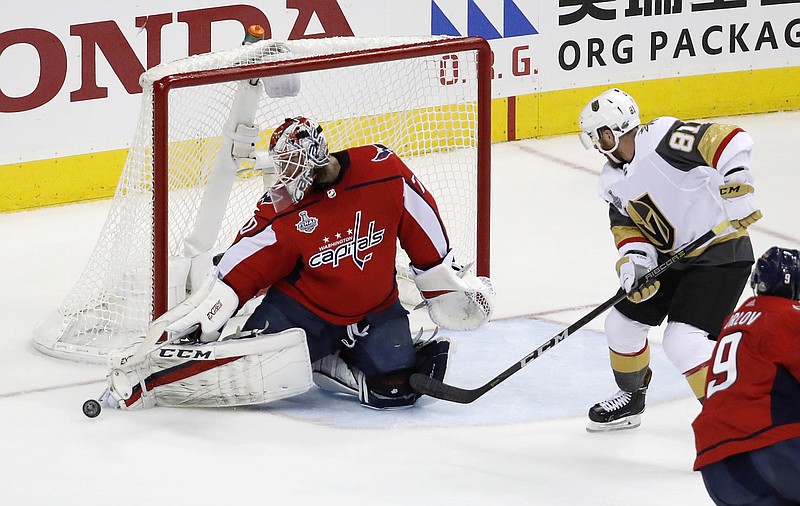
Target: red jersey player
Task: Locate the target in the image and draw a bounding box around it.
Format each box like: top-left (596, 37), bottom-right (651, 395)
top-left (156, 116), bottom-right (494, 410)
top-left (692, 246), bottom-right (800, 505)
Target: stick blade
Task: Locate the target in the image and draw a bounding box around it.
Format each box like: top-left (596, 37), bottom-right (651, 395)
top-left (410, 373), bottom-right (485, 404)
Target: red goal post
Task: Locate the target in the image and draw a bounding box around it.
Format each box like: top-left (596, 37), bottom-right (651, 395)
top-left (33, 35), bottom-right (492, 363)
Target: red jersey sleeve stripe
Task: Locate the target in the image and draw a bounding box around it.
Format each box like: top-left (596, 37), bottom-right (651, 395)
top-left (712, 127), bottom-right (744, 168)
top-left (616, 236), bottom-right (649, 250)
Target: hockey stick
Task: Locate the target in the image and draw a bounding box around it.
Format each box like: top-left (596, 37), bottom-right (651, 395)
top-left (410, 220), bottom-right (732, 404)
top-left (116, 319), bottom-right (234, 367)
top-left (112, 320), bottom-right (172, 367)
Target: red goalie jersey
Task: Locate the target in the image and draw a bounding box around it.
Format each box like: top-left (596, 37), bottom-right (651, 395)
top-left (693, 295), bottom-right (800, 470)
top-left (216, 144), bottom-right (450, 325)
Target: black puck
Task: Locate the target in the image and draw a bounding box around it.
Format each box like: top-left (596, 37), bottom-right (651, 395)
top-left (82, 399), bottom-right (102, 418)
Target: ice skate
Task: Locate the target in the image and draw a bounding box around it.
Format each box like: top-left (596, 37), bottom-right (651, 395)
top-left (587, 368), bottom-right (652, 433)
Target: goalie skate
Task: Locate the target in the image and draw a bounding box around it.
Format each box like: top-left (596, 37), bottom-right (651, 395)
top-left (586, 368), bottom-right (652, 433)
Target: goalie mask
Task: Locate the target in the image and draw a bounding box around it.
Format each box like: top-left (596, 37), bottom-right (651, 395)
top-left (578, 88), bottom-right (640, 160)
top-left (267, 116), bottom-right (329, 212)
top-left (751, 246), bottom-right (800, 300)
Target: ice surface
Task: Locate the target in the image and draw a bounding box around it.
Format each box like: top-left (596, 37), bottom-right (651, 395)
top-left (1, 111), bottom-right (797, 505)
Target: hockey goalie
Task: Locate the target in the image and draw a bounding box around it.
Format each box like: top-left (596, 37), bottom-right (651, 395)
top-left (91, 115), bottom-right (494, 415)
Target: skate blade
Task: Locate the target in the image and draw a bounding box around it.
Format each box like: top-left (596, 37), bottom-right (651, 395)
top-left (586, 414), bottom-right (642, 433)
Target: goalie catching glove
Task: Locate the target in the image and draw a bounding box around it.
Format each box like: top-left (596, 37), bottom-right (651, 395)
top-left (412, 251), bottom-right (495, 331)
top-left (719, 168), bottom-right (762, 230)
top-left (616, 244), bottom-right (660, 304)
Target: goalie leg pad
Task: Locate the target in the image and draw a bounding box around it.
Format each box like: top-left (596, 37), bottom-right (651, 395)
top-left (355, 332), bottom-right (451, 407)
top-left (105, 363), bottom-right (152, 410)
top-left (108, 328), bottom-right (312, 409)
top-left (312, 336), bottom-right (453, 408)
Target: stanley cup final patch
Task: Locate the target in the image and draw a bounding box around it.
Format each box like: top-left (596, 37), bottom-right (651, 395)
top-left (296, 210), bottom-right (319, 234)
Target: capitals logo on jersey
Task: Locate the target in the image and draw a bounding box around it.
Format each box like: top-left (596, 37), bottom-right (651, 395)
top-left (308, 210), bottom-right (385, 270)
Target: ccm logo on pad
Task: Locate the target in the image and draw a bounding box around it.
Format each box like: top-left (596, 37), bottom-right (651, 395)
top-left (158, 348), bottom-right (214, 360)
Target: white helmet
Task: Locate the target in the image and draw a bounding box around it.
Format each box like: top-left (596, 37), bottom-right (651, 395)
top-left (267, 116), bottom-right (329, 211)
top-left (578, 88), bottom-right (640, 156)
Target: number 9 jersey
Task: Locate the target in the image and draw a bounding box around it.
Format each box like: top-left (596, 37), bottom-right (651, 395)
top-left (692, 295), bottom-right (800, 470)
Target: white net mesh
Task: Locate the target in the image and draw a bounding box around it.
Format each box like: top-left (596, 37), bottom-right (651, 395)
top-left (33, 36), bottom-right (487, 363)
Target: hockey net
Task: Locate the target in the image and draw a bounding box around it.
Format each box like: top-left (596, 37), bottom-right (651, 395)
top-left (33, 35), bottom-right (492, 364)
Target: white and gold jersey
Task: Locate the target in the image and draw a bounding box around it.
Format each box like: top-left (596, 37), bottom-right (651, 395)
top-left (598, 116), bottom-right (755, 265)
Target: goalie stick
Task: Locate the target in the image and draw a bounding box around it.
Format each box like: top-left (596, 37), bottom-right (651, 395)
top-left (409, 220), bottom-right (732, 404)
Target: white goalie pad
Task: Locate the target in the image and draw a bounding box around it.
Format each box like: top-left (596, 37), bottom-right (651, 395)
top-left (104, 328), bottom-right (312, 410)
